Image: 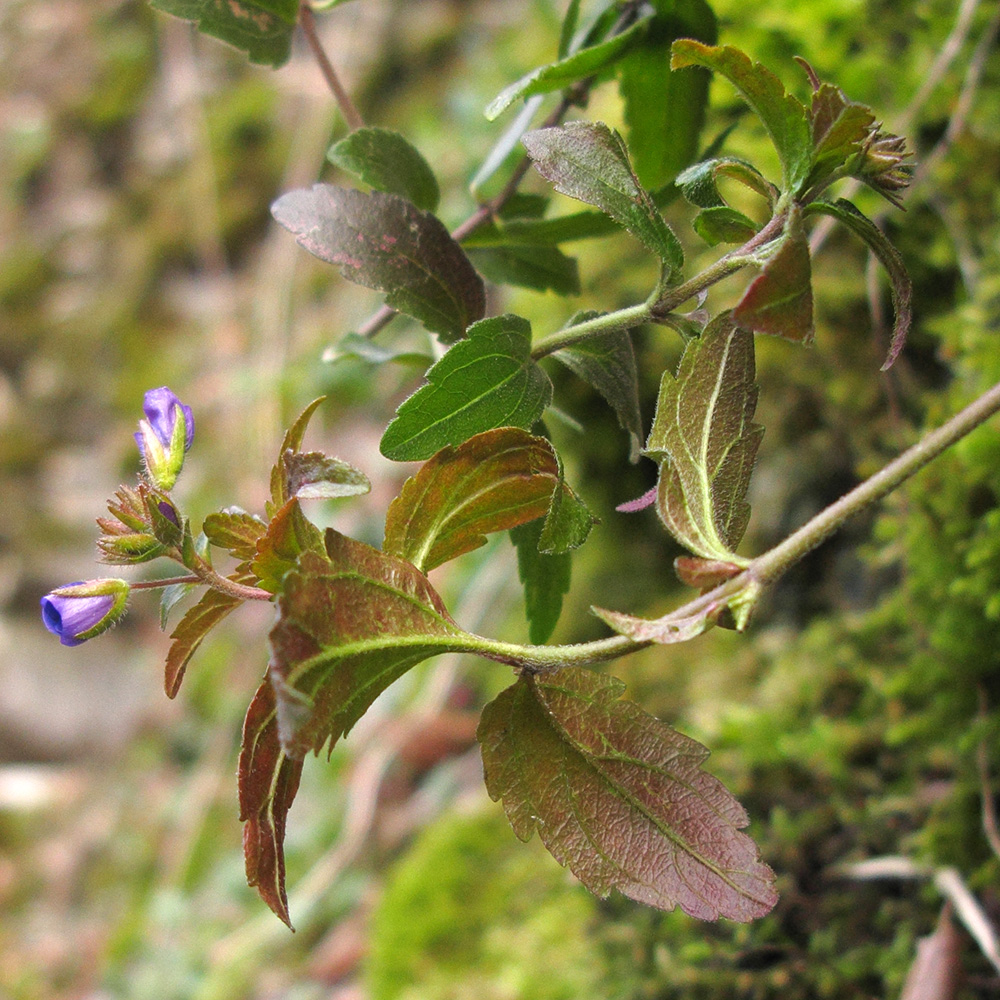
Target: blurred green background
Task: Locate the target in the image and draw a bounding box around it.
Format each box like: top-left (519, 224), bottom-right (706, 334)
top-left (3, 0), bottom-right (1000, 996)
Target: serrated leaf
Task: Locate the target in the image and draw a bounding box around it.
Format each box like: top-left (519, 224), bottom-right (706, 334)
top-left (486, 18), bottom-right (650, 120)
top-left (693, 206), bottom-right (758, 246)
top-left (204, 507), bottom-right (268, 561)
top-left (383, 428), bottom-right (563, 573)
top-left (804, 198), bottom-right (912, 370)
top-left (671, 40), bottom-right (811, 194)
top-left (164, 568), bottom-right (255, 697)
top-left (467, 244), bottom-right (580, 296)
top-left (327, 128), bottom-right (440, 212)
top-left (479, 667), bottom-right (778, 920)
top-left (238, 677), bottom-right (303, 928)
top-left (149, 0), bottom-right (296, 67)
top-left (734, 206), bottom-right (813, 342)
top-left (554, 315), bottom-right (643, 461)
top-left (268, 530), bottom-right (474, 758)
top-left (380, 314), bottom-right (553, 462)
top-left (617, 0), bottom-right (716, 189)
top-left (270, 397), bottom-right (326, 511)
top-left (272, 185), bottom-right (485, 343)
top-left (510, 520), bottom-right (571, 644)
top-left (253, 499), bottom-right (325, 594)
top-left (283, 451), bottom-right (371, 500)
top-left (522, 122), bottom-right (684, 272)
top-left (645, 313), bottom-right (763, 562)
top-left (676, 156), bottom-right (777, 210)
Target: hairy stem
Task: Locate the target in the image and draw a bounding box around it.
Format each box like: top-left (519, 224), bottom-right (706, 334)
top-left (299, 2), bottom-right (364, 131)
top-left (530, 302), bottom-right (653, 359)
top-left (469, 378), bottom-right (1000, 672)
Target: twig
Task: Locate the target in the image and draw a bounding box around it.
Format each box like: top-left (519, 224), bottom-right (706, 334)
top-left (976, 686), bottom-right (1000, 861)
top-left (299, 1), bottom-right (364, 131)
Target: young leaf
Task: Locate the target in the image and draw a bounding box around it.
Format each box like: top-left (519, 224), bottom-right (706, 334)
top-left (282, 451), bottom-right (371, 500)
top-left (323, 333), bottom-right (432, 369)
top-left (149, 0), bottom-right (297, 67)
top-left (676, 156), bottom-right (777, 211)
top-left (253, 499), bottom-right (325, 594)
top-left (478, 667), bottom-right (778, 920)
top-left (554, 315), bottom-right (643, 461)
top-left (674, 556), bottom-right (744, 589)
top-left (380, 314), bottom-right (553, 462)
top-left (522, 122), bottom-right (684, 273)
top-left (510, 520), bottom-right (571, 644)
top-left (645, 313), bottom-right (763, 563)
top-left (802, 81), bottom-right (876, 194)
top-left (466, 245), bottom-right (580, 296)
top-left (538, 467), bottom-right (597, 554)
top-left (804, 198), bottom-right (912, 370)
top-left (671, 40), bottom-right (811, 194)
top-left (164, 567), bottom-right (255, 697)
top-left (238, 677), bottom-right (304, 929)
top-left (591, 601), bottom-right (719, 644)
top-left (204, 507), bottom-right (268, 561)
top-left (617, 0), bottom-right (717, 189)
top-left (485, 18), bottom-right (650, 120)
top-left (270, 397), bottom-right (326, 511)
top-left (327, 127), bottom-right (440, 213)
top-left (693, 206), bottom-right (758, 247)
top-left (271, 185), bottom-right (485, 343)
top-left (268, 531), bottom-right (474, 758)
top-left (383, 428), bottom-right (563, 573)
top-left (734, 206), bottom-right (814, 343)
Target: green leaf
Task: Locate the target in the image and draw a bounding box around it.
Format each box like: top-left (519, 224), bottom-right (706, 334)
top-left (252, 499), bottom-right (325, 594)
top-left (271, 185), bottom-right (485, 343)
top-left (554, 315), bottom-right (643, 461)
top-left (557, 0), bottom-right (583, 59)
top-left (804, 198), bottom-right (912, 370)
top-left (164, 569), bottom-right (254, 697)
top-left (538, 472), bottom-right (596, 554)
top-left (383, 428), bottom-right (563, 573)
top-left (238, 677), bottom-right (303, 929)
top-left (510, 520), bottom-right (571, 644)
top-left (522, 122), bottom-right (684, 273)
top-left (323, 333), bottom-right (432, 368)
top-left (268, 531), bottom-right (474, 758)
top-left (478, 667), bottom-right (778, 919)
top-left (149, 0), bottom-right (297, 67)
top-left (485, 18), bottom-right (650, 120)
top-left (734, 205), bottom-right (814, 342)
top-left (380, 314), bottom-right (553, 462)
top-left (283, 451), bottom-right (371, 500)
top-left (327, 127), bottom-right (440, 212)
top-left (467, 245), bottom-right (580, 296)
top-left (676, 156), bottom-right (776, 210)
top-left (204, 507), bottom-right (268, 561)
top-left (270, 397), bottom-right (326, 511)
top-left (617, 0), bottom-right (717, 189)
top-left (461, 210), bottom-right (620, 248)
top-left (693, 206), bottom-right (759, 246)
top-left (802, 80), bottom-right (876, 194)
top-left (645, 313), bottom-right (763, 563)
top-left (671, 40), bottom-right (811, 194)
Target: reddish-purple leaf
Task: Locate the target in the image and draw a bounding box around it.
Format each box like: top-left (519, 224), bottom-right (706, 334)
top-left (734, 206), bottom-right (814, 343)
top-left (383, 428), bottom-right (561, 573)
top-left (591, 603), bottom-right (719, 644)
top-left (268, 530), bottom-right (473, 758)
top-left (238, 677), bottom-right (304, 928)
top-left (252, 499), bottom-right (325, 595)
top-left (674, 556), bottom-right (744, 589)
top-left (271, 185), bottom-right (485, 343)
top-left (479, 667), bottom-right (778, 920)
top-left (270, 397), bottom-right (326, 511)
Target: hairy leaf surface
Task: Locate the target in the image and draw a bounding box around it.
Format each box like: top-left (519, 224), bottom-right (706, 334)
top-left (522, 122), bottom-right (684, 272)
top-left (253, 499), bottom-right (325, 594)
top-left (646, 314), bottom-right (763, 562)
top-left (283, 451), bottom-right (371, 500)
top-left (272, 185), bottom-right (485, 343)
top-left (269, 397), bottom-right (325, 512)
top-left (383, 428), bottom-right (563, 573)
top-left (327, 128), bottom-right (440, 212)
top-left (510, 520), bottom-right (571, 644)
top-left (671, 41), bottom-right (811, 193)
top-left (554, 315), bottom-right (643, 462)
top-left (380, 314), bottom-right (552, 462)
top-left (478, 667), bottom-right (778, 920)
top-left (204, 507), bottom-right (268, 561)
top-left (268, 531), bottom-right (473, 758)
top-left (149, 0), bottom-right (296, 66)
top-left (676, 156), bottom-right (776, 210)
top-left (238, 678), bottom-right (304, 928)
top-left (734, 207), bottom-right (814, 342)
top-left (805, 198), bottom-right (912, 369)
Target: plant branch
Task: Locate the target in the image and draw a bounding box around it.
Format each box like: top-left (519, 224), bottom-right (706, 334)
top-left (299, 2), bottom-right (364, 132)
top-left (530, 302), bottom-right (654, 359)
top-left (186, 558), bottom-right (273, 602)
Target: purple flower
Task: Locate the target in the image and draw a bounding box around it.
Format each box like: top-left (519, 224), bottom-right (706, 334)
top-left (40, 579), bottom-right (130, 646)
top-left (134, 387), bottom-right (194, 491)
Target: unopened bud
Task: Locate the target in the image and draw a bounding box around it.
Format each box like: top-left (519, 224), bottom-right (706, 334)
top-left (135, 386), bottom-right (194, 491)
top-left (40, 578), bottom-right (130, 646)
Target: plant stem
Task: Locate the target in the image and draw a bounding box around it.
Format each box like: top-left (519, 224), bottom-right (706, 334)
top-left (469, 378), bottom-right (1000, 672)
top-left (530, 302), bottom-right (653, 359)
top-left (299, 2), bottom-right (364, 131)
top-left (131, 575), bottom-right (201, 590)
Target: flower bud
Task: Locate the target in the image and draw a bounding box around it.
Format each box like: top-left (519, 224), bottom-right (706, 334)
top-left (40, 579), bottom-right (130, 646)
top-left (134, 386), bottom-right (194, 491)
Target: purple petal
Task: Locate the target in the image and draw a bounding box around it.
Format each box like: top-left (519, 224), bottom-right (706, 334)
top-left (40, 589), bottom-right (113, 646)
top-left (616, 487), bottom-right (657, 513)
top-left (142, 386), bottom-right (194, 450)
